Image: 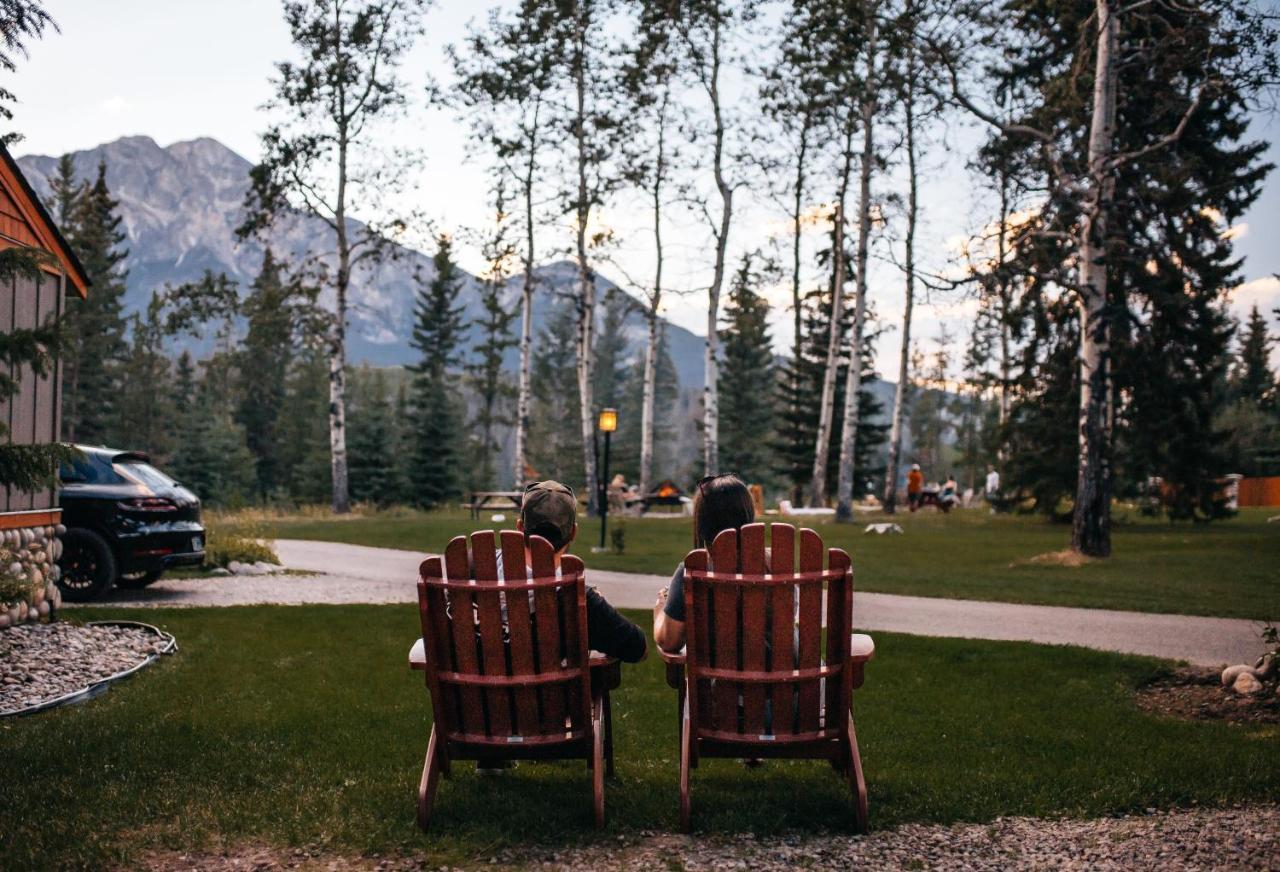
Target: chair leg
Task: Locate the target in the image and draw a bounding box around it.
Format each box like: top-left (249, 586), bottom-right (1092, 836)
top-left (679, 702), bottom-right (693, 833)
top-left (604, 690), bottom-right (616, 778)
top-left (417, 725), bottom-right (445, 832)
top-left (591, 695), bottom-right (606, 829)
top-left (846, 713), bottom-right (869, 834)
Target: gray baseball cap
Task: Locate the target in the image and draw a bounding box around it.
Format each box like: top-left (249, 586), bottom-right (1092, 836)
top-left (521, 480), bottom-right (577, 549)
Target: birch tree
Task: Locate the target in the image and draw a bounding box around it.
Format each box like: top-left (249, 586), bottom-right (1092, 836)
top-left (240, 0), bottom-right (427, 514)
top-left (672, 0), bottom-right (756, 475)
top-left (450, 1), bottom-right (559, 489)
top-left (834, 0), bottom-right (883, 521)
top-left (621, 4), bottom-right (682, 496)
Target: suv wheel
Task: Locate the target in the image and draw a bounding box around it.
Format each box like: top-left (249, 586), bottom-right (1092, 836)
top-left (57, 528), bottom-right (117, 601)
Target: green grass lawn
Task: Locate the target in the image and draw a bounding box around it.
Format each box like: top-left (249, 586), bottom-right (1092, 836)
top-left (2, 606), bottom-right (1277, 870)
top-left (242, 506), bottom-right (1280, 619)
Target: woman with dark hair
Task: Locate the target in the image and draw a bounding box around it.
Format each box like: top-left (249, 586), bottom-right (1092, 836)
top-left (653, 473), bottom-right (755, 653)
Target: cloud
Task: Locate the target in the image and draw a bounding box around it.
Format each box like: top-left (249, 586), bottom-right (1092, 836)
top-left (1228, 275), bottom-right (1280, 317)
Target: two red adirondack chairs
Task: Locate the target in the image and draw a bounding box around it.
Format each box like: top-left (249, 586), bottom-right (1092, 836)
top-left (410, 523), bottom-right (873, 832)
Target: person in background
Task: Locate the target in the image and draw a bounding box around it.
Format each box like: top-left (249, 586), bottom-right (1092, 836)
top-left (985, 465), bottom-right (1000, 498)
top-left (907, 463), bottom-right (924, 512)
top-left (941, 473), bottom-right (959, 508)
top-left (653, 473), bottom-right (755, 654)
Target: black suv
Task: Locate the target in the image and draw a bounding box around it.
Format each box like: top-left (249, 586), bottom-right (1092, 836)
top-left (57, 446), bottom-right (205, 601)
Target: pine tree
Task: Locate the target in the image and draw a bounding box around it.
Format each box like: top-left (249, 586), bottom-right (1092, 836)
top-left (348, 367), bottom-right (402, 505)
top-left (62, 160), bottom-right (128, 445)
top-left (614, 328), bottom-right (680, 483)
top-left (113, 293), bottom-right (174, 458)
top-left (236, 250), bottom-right (300, 498)
top-left (170, 371), bottom-right (256, 507)
top-left (406, 234), bottom-right (465, 507)
top-left (277, 346), bottom-right (333, 505)
top-left (718, 255), bottom-right (776, 484)
top-left (592, 289), bottom-right (632, 411)
top-left (467, 193), bottom-right (519, 491)
top-left (528, 302), bottom-right (584, 487)
top-left (1232, 305), bottom-right (1276, 407)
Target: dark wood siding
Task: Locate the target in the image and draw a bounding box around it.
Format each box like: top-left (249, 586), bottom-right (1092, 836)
top-left (3, 269), bottom-right (63, 513)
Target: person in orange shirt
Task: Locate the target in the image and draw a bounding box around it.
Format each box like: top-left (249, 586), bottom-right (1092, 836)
top-left (907, 463), bottom-right (924, 512)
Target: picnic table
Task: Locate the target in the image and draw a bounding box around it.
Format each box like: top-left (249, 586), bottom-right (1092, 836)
top-left (464, 490), bottom-right (523, 519)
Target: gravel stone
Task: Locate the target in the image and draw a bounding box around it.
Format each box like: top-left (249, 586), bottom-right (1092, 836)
top-left (135, 806), bottom-right (1279, 871)
top-left (0, 622), bottom-right (171, 716)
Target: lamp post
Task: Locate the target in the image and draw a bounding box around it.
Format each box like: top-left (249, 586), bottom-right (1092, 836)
top-left (597, 407), bottom-right (617, 551)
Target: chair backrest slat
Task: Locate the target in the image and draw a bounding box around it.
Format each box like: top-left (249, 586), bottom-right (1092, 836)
top-left (469, 531), bottom-right (513, 738)
top-left (418, 531), bottom-right (593, 745)
top-left (529, 538), bottom-right (567, 733)
top-left (768, 523), bottom-right (797, 736)
top-left (795, 527), bottom-right (825, 733)
top-left (708, 530), bottom-right (741, 732)
top-left (500, 530), bottom-right (541, 736)
top-left (683, 523), bottom-right (853, 744)
top-left (442, 536), bottom-right (486, 738)
top-left (738, 523), bottom-right (768, 736)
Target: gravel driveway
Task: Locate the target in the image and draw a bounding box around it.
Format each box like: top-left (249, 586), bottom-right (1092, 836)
top-left (71, 539), bottom-right (1264, 667)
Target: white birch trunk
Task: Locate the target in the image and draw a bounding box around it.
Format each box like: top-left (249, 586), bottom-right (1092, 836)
top-left (808, 195), bottom-right (848, 507)
top-left (883, 38), bottom-right (918, 515)
top-left (1071, 0), bottom-right (1119, 556)
top-left (572, 9), bottom-right (598, 513)
top-left (702, 12), bottom-right (731, 476)
top-left (512, 101), bottom-right (541, 490)
top-left (835, 1), bottom-right (878, 521)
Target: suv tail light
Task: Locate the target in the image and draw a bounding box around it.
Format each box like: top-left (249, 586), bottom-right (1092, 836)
top-left (118, 497), bottom-right (179, 512)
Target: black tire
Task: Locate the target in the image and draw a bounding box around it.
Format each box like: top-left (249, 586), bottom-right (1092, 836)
top-left (57, 528), bottom-right (117, 602)
top-left (116, 569), bottom-right (163, 589)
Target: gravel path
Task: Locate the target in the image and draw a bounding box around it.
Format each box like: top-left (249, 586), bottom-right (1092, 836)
top-left (0, 622), bottom-right (172, 715)
top-left (136, 806), bottom-right (1280, 871)
top-left (71, 540), bottom-right (1262, 667)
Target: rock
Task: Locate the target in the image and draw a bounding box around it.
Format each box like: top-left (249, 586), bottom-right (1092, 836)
top-left (32, 586), bottom-right (44, 606)
top-left (1232, 672), bottom-right (1264, 695)
top-left (1254, 654), bottom-right (1276, 680)
top-left (1221, 664), bottom-right (1256, 687)
top-left (7, 561), bottom-right (21, 576)
top-left (0, 612), bottom-right (9, 629)
top-left (36, 601), bottom-right (50, 618)
top-left (209, 567), bottom-right (232, 577)
top-left (227, 561), bottom-right (243, 574)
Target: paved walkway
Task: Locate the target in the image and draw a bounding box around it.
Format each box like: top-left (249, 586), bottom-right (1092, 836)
top-left (75, 539), bottom-right (1262, 667)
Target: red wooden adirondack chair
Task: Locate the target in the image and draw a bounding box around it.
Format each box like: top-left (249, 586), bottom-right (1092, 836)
top-left (659, 522), bottom-right (875, 832)
top-left (410, 530), bottom-right (617, 830)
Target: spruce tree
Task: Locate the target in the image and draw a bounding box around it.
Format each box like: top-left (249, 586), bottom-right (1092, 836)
top-left (592, 289), bottom-right (632, 411)
top-left (1232, 305), bottom-right (1276, 407)
top-left (406, 235), bottom-right (465, 508)
top-left (614, 330), bottom-right (680, 484)
top-left (113, 294), bottom-right (174, 459)
top-left (528, 302), bottom-right (584, 486)
top-left (718, 255), bottom-right (776, 484)
top-left (62, 160), bottom-right (128, 445)
top-left (236, 250), bottom-right (299, 498)
top-left (277, 346), bottom-right (333, 505)
top-left (467, 197), bottom-right (518, 491)
top-left (347, 367), bottom-right (401, 505)
top-left (170, 371), bottom-right (256, 507)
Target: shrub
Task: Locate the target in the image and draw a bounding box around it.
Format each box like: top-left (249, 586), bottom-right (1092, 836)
top-left (203, 523), bottom-right (279, 569)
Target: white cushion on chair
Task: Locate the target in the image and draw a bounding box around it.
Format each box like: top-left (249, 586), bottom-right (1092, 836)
top-left (409, 637), bottom-right (426, 669)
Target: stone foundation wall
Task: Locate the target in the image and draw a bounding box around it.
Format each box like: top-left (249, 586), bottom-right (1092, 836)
top-left (0, 523), bottom-right (63, 629)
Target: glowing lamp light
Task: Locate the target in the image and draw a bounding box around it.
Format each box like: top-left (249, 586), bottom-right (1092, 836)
top-left (598, 408), bottom-right (618, 433)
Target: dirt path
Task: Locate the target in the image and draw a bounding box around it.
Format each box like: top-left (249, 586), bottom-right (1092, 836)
top-left (71, 539), bottom-right (1264, 667)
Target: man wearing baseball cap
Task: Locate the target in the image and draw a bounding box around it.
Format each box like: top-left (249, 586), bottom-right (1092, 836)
top-left (505, 480), bottom-right (646, 664)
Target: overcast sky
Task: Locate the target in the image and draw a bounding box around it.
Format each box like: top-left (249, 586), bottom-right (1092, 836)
top-left (10, 0), bottom-right (1280, 372)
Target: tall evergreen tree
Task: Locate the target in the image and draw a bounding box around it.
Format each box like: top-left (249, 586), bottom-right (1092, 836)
top-left (347, 367), bottom-right (402, 505)
top-left (61, 160), bottom-right (128, 446)
top-left (528, 302), bottom-right (584, 486)
top-left (592, 289), bottom-right (632, 411)
top-left (718, 255), bottom-right (776, 483)
top-left (1232, 305), bottom-right (1276, 406)
top-left (277, 346), bottom-right (333, 505)
top-left (113, 293), bottom-right (174, 458)
top-left (406, 234), bottom-right (466, 507)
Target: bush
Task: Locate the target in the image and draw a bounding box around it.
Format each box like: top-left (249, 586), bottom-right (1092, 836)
top-left (203, 523), bottom-right (279, 569)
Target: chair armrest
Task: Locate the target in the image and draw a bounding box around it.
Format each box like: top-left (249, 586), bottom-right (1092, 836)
top-left (409, 637), bottom-right (426, 671)
top-left (589, 653), bottom-right (621, 693)
top-left (659, 648), bottom-right (686, 689)
top-left (850, 633), bottom-right (875, 662)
